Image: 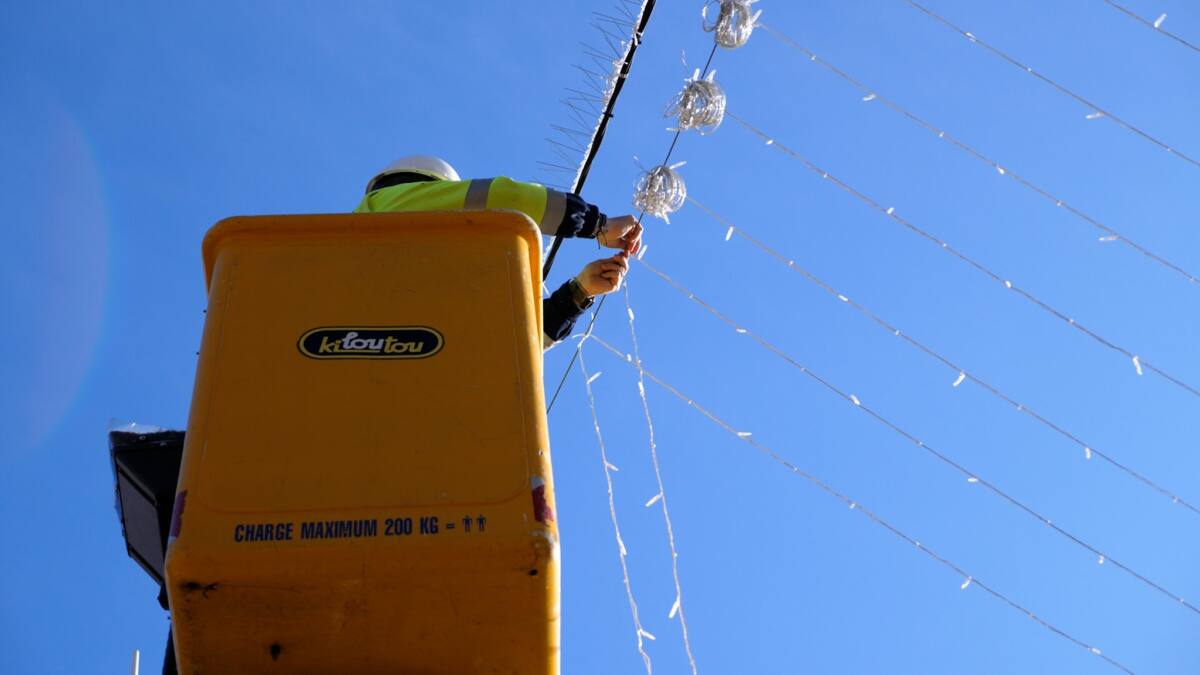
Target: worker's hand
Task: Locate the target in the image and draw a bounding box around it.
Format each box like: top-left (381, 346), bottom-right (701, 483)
top-left (598, 215), bottom-right (643, 254)
top-left (575, 252), bottom-right (630, 299)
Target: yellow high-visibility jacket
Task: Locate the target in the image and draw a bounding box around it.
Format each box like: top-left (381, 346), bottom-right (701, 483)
top-left (355, 176), bottom-right (606, 347)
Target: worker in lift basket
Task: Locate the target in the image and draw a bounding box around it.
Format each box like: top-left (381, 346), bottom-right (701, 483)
top-left (355, 155), bottom-right (643, 348)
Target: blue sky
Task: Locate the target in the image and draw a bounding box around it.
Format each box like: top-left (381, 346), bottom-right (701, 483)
top-left (2, 1), bottom-right (1198, 672)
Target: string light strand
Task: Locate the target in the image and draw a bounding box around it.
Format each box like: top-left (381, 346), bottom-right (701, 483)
top-left (1101, 2), bottom-right (1200, 55)
top-left (728, 111), bottom-right (1200, 401)
top-left (624, 281), bottom-right (699, 674)
top-left (633, 255), bottom-right (1200, 618)
top-left (585, 334), bottom-right (1136, 674)
top-left (687, 196), bottom-right (1200, 518)
top-left (758, 22), bottom-right (1199, 287)
top-left (902, 0), bottom-right (1200, 170)
top-left (579, 348), bottom-right (656, 674)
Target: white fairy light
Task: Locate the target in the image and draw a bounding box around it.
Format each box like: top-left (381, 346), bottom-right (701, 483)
top-left (667, 69), bottom-right (726, 134)
top-left (634, 163), bottom-right (687, 222)
top-left (952, 371), bottom-right (966, 387)
top-left (702, 0), bottom-right (761, 49)
top-left (585, 333), bottom-right (1132, 672)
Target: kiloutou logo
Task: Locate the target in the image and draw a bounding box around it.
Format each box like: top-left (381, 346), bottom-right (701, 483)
top-left (298, 327), bottom-right (444, 360)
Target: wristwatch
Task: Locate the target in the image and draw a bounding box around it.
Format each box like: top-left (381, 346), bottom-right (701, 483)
top-left (568, 278), bottom-right (595, 310)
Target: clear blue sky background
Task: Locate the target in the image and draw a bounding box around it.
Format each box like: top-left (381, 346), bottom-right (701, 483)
top-left (2, 1), bottom-right (1198, 673)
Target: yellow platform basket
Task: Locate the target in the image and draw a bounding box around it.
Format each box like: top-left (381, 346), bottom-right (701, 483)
top-left (165, 211), bottom-right (560, 674)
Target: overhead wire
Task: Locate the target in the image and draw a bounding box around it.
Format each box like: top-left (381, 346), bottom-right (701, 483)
top-left (584, 334), bottom-right (1136, 674)
top-left (686, 195), bottom-right (1200, 518)
top-left (624, 281), bottom-right (699, 674)
top-left (758, 22), bottom-right (1199, 287)
top-left (1101, 1), bottom-right (1200, 55)
top-left (633, 255), bottom-right (1200, 618)
top-left (901, 0), bottom-right (1200, 170)
top-left (579, 347), bottom-right (657, 674)
top-left (547, 42), bottom-right (720, 414)
top-left (728, 111), bottom-right (1200, 401)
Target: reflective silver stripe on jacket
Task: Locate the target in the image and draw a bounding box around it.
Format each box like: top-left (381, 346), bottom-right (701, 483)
top-left (464, 178), bottom-right (493, 210)
top-left (539, 188), bottom-right (568, 236)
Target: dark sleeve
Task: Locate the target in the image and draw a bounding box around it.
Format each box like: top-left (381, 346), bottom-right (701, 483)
top-left (553, 191), bottom-right (607, 240)
top-left (543, 281), bottom-right (587, 344)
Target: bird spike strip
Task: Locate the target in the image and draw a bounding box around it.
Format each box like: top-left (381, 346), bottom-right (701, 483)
top-left (583, 333), bottom-right (1135, 674)
top-left (729, 111), bottom-right (1200, 401)
top-left (686, 195), bottom-right (1200, 518)
top-left (758, 22), bottom-right (1199, 287)
top-left (633, 254), bottom-right (1200, 620)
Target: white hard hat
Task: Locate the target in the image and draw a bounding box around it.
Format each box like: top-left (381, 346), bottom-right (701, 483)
top-left (366, 155), bottom-right (460, 192)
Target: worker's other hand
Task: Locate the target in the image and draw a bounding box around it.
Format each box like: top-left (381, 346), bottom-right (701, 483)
top-left (599, 215), bottom-right (643, 254)
top-left (575, 252), bottom-right (630, 298)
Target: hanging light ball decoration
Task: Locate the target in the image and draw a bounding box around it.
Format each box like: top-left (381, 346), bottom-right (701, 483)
top-left (634, 162), bottom-right (688, 222)
top-left (702, 0), bottom-right (762, 49)
top-left (666, 69), bottom-right (727, 135)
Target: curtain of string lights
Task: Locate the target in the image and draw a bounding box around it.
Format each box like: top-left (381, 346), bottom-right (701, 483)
top-left (566, 0), bottom-right (1194, 672)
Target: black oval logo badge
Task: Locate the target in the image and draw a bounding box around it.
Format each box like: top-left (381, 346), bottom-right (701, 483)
top-left (298, 327), bottom-right (444, 360)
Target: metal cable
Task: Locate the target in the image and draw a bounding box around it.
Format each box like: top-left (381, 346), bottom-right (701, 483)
top-left (687, 195), bottom-right (1200, 518)
top-left (902, 0), bottom-right (1200, 170)
top-left (1102, 1), bottom-right (1200, 55)
top-left (585, 334), bottom-right (1136, 674)
top-left (759, 22), bottom-right (1199, 287)
top-left (729, 111), bottom-right (1200, 401)
top-left (634, 255), bottom-right (1200, 618)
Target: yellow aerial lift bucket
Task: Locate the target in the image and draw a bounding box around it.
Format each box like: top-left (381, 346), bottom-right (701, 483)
top-left (165, 211), bottom-right (560, 674)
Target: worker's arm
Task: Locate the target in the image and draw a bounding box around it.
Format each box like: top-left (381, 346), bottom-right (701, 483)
top-left (542, 253), bottom-right (630, 350)
top-left (481, 178), bottom-right (642, 252)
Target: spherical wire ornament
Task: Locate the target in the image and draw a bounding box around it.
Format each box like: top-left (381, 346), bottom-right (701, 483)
top-left (666, 69), bottom-right (726, 135)
top-left (633, 162), bottom-right (687, 223)
top-left (702, 0), bottom-right (762, 49)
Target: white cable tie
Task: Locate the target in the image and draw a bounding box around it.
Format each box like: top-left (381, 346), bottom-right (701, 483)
top-left (1086, 111), bottom-right (1105, 120)
top-left (850, 394), bottom-right (861, 406)
top-left (1084, 446), bottom-right (1093, 460)
top-left (961, 576), bottom-right (972, 590)
top-left (637, 244), bottom-right (649, 260)
top-left (639, 628), bottom-right (657, 641)
top-left (587, 371), bottom-right (603, 385)
top-left (736, 327), bottom-right (747, 334)
top-left (668, 596), bottom-right (682, 619)
top-left (627, 307), bottom-right (635, 321)
top-left (637, 381), bottom-right (646, 396)
top-left (1004, 280), bottom-right (1013, 289)
top-left (1132, 355), bottom-right (1144, 376)
top-left (645, 493), bottom-right (663, 507)
top-left (1098, 234), bottom-right (1118, 242)
top-left (952, 371), bottom-right (966, 387)
top-left (862, 93), bottom-right (877, 102)
top-left (736, 431), bottom-right (752, 438)
top-left (1154, 13), bottom-right (1167, 29)
top-left (965, 31), bottom-right (977, 42)
top-left (1091, 647), bottom-right (1103, 656)
top-left (885, 207), bottom-right (895, 215)
top-left (995, 165), bottom-right (1006, 175)
top-left (618, 535), bottom-right (627, 556)
top-left (967, 476), bottom-right (979, 483)
top-left (606, 461), bottom-right (620, 472)
top-left (725, 226), bottom-right (734, 241)
top-left (848, 502), bottom-right (857, 509)
top-left (765, 138), bottom-right (775, 145)
top-left (938, 131), bottom-right (945, 138)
